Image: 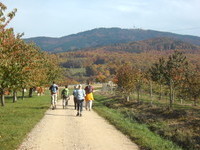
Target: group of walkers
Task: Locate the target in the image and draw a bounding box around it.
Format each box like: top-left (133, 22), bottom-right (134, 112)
top-left (49, 81), bottom-right (94, 117)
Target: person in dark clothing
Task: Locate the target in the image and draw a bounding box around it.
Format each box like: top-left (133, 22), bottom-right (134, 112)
top-left (61, 85), bottom-right (69, 109)
top-left (73, 85), bottom-right (78, 110)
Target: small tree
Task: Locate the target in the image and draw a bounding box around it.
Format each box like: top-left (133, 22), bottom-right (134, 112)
top-left (134, 69), bottom-right (144, 103)
top-left (115, 64), bottom-right (136, 102)
top-left (144, 71), bottom-right (155, 105)
top-left (149, 58), bottom-right (166, 100)
top-left (180, 68), bottom-right (200, 106)
top-left (164, 51), bottom-right (188, 108)
top-left (116, 64), bottom-right (145, 103)
top-left (150, 51), bottom-right (188, 108)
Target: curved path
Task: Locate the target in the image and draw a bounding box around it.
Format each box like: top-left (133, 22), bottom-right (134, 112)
top-left (18, 96), bottom-right (139, 150)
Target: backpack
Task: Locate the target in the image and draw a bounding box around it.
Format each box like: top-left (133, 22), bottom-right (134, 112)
top-left (50, 85), bottom-right (58, 94)
top-left (86, 85), bottom-right (93, 94)
top-left (62, 88), bottom-right (69, 98)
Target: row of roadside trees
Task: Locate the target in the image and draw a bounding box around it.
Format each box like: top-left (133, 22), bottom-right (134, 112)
top-left (0, 2), bottom-right (61, 106)
top-left (116, 51), bottom-right (200, 108)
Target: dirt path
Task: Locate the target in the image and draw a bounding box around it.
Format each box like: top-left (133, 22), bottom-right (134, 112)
top-left (18, 96), bottom-right (139, 150)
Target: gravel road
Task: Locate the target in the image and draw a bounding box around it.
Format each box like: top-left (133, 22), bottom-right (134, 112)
top-left (18, 96), bottom-right (139, 150)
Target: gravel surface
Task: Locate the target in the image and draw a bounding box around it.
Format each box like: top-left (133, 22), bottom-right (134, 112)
top-left (18, 96), bottom-right (139, 150)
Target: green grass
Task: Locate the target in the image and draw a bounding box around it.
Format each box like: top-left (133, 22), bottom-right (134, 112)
top-left (93, 94), bottom-right (182, 150)
top-left (130, 92), bottom-right (199, 109)
top-left (0, 93), bottom-right (50, 150)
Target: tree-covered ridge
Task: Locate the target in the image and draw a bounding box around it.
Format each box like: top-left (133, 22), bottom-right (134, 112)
top-left (25, 28), bottom-right (200, 53)
top-left (107, 37), bottom-right (200, 52)
top-left (57, 48), bottom-right (200, 83)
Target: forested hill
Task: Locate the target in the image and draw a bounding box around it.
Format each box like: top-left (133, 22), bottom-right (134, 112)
top-left (24, 28), bottom-right (200, 53)
top-left (97, 37), bottom-right (200, 53)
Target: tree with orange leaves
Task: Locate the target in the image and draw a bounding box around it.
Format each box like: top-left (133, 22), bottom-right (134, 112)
top-left (150, 51), bottom-right (188, 108)
top-left (115, 64), bottom-right (139, 102)
top-left (0, 2), bottom-right (62, 105)
top-left (0, 2), bottom-right (17, 105)
top-left (179, 66), bottom-right (200, 106)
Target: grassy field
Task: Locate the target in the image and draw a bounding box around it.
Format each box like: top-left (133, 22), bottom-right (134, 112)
top-left (93, 93), bottom-right (183, 150)
top-left (68, 68), bottom-right (86, 75)
top-left (0, 93), bottom-right (50, 150)
top-left (130, 91), bottom-right (199, 107)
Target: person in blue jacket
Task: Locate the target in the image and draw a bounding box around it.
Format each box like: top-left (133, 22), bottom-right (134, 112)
top-left (75, 84), bottom-right (86, 116)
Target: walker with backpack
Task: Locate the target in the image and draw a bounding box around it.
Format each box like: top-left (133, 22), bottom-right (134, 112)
top-left (49, 83), bottom-right (58, 110)
top-left (61, 86), bottom-right (69, 109)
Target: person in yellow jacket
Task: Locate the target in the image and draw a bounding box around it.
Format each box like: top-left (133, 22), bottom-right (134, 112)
top-left (84, 81), bottom-right (94, 111)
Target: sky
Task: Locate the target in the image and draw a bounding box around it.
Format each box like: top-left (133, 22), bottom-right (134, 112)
top-left (1, 0), bottom-right (200, 38)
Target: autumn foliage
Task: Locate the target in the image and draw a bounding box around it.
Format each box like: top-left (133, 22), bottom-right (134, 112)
top-left (0, 3), bottom-right (62, 106)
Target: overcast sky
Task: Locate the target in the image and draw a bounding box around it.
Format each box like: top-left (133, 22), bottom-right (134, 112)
top-left (2, 0), bottom-right (200, 38)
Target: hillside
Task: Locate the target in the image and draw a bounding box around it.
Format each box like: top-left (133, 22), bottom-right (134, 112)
top-left (25, 28), bottom-right (200, 53)
top-left (90, 37), bottom-right (200, 53)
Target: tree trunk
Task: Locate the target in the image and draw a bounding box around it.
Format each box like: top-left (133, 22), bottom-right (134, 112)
top-left (169, 80), bottom-right (173, 109)
top-left (150, 81), bottom-right (153, 105)
top-left (0, 93), bottom-right (5, 106)
top-left (137, 88), bottom-right (140, 103)
top-left (22, 88), bottom-right (25, 100)
top-left (13, 91), bottom-right (17, 103)
top-left (126, 95), bottom-right (130, 102)
top-left (111, 86), bottom-right (113, 94)
top-left (29, 88), bottom-right (33, 97)
top-left (180, 99), bottom-right (183, 104)
top-left (159, 84), bottom-right (162, 100)
top-left (194, 98), bottom-right (197, 106)
top-left (172, 89), bottom-right (175, 103)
